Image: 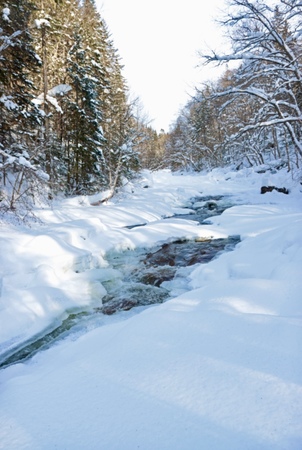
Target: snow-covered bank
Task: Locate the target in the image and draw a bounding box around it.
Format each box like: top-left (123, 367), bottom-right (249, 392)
top-left (0, 170), bottom-right (229, 354)
top-left (0, 167), bottom-right (301, 449)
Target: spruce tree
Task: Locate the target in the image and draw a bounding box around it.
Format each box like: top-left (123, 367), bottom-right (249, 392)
top-left (66, 31), bottom-right (104, 193)
top-left (0, 0), bottom-right (46, 210)
top-left (31, 0), bottom-right (80, 190)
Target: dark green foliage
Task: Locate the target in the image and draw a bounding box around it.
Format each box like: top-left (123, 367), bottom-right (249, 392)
top-left (65, 33), bottom-right (105, 193)
top-left (0, 0), bottom-right (148, 208)
top-left (0, 0), bottom-right (46, 211)
top-left (0, 0), bottom-right (41, 153)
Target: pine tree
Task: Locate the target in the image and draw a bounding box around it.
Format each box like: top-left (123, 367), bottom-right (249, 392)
top-left (65, 31), bottom-right (104, 193)
top-left (79, 2), bottom-right (139, 193)
top-left (0, 0), bottom-right (46, 211)
top-left (31, 0), bottom-right (80, 190)
top-left (30, 0), bottom-right (139, 195)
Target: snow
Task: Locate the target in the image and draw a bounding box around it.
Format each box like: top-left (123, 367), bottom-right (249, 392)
top-left (32, 85), bottom-right (72, 116)
top-left (47, 84), bottom-right (72, 96)
top-left (34, 19), bottom-right (50, 29)
top-left (0, 95), bottom-right (18, 111)
top-left (0, 167), bottom-right (301, 449)
top-left (32, 93), bottom-right (63, 113)
top-left (2, 7), bottom-right (10, 22)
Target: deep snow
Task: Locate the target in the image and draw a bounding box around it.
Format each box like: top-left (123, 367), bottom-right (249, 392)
top-left (0, 167), bottom-right (301, 449)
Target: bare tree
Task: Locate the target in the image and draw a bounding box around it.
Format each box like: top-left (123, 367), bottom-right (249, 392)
top-left (200, 0), bottom-right (302, 169)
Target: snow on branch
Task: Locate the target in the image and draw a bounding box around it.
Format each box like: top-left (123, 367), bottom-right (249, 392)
top-left (47, 84), bottom-right (72, 96)
top-left (0, 30), bottom-right (22, 53)
top-left (2, 7), bottom-right (10, 22)
top-left (201, 50), bottom-right (300, 70)
top-left (0, 95), bottom-right (18, 110)
top-left (32, 84), bottom-right (72, 113)
top-left (0, 148), bottom-right (49, 181)
top-left (34, 19), bottom-right (51, 29)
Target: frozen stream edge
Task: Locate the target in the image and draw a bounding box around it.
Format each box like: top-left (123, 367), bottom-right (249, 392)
top-left (0, 195), bottom-right (240, 369)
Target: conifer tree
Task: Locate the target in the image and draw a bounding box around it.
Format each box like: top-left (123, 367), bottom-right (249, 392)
top-left (31, 0), bottom-right (139, 195)
top-left (0, 0), bottom-right (46, 210)
top-left (31, 0), bottom-right (80, 189)
top-left (65, 32), bottom-right (104, 193)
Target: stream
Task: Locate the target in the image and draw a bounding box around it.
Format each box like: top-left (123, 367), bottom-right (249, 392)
top-left (0, 195), bottom-right (240, 369)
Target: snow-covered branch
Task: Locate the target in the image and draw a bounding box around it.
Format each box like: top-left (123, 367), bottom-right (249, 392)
top-left (0, 30), bottom-right (22, 53)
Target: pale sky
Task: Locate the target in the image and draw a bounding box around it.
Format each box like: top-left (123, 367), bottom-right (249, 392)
top-left (96, 0), bottom-right (227, 131)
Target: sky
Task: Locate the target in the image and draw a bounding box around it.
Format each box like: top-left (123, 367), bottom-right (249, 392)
top-left (95, 0), bottom-right (228, 131)
top-left (0, 165), bottom-right (301, 448)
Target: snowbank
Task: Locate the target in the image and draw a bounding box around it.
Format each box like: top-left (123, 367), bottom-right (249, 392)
top-left (0, 167), bottom-right (301, 449)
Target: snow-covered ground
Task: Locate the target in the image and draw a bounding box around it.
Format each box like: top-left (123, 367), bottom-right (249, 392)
top-left (0, 166), bottom-right (301, 449)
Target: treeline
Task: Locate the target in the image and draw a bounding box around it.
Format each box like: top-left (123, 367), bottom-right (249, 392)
top-left (0, 0), bottom-right (163, 212)
top-left (164, 0), bottom-right (302, 174)
top-left (1, 0), bottom-right (301, 215)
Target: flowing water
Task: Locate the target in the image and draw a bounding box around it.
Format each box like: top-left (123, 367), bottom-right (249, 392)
top-left (0, 195), bottom-right (240, 369)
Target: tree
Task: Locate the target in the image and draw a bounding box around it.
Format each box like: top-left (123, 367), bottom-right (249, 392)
top-left (0, 0), bottom-right (144, 212)
top-left (165, 83), bottom-right (225, 171)
top-left (75, 1), bottom-right (139, 194)
top-left (65, 31), bottom-right (105, 193)
top-left (31, 0), bottom-right (81, 191)
top-left (0, 0), bottom-right (47, 212)
top-left (31, 0), bottom-right (139, 196)
top-left (200, 0), bottom-right (302, 170)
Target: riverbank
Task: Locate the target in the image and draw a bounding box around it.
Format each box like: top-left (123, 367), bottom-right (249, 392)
top-left (0, 166), bottom-right (301, 449)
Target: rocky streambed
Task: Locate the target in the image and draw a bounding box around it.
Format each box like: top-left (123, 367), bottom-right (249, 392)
top-left (0, 195), bottom-right (240, 369)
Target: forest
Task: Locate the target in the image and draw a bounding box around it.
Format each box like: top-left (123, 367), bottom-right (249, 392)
top-left (0, 0), bottom-right (301, 217)
top-left (0, 2), bottom-right (301, 446)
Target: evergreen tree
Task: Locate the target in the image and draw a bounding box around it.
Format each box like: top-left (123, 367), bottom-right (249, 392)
top-left (65, 31), bottom-right (104, 193)
top-left (31, 0), bottom-right (80, 189)
top-left (0, 0), bottom-right (46, 210)
top-left (98, 20), bottom-right (139, 191)
top-left (31, 0), bottom-right (139, 195)
top-left (0, 0), bottom-right (143, 208)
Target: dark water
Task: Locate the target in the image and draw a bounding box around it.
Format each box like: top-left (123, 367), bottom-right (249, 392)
top-left (99, 234), bottom-right (239, 315)
top-left (0, 195), bottom-right (240, 369)
top-left (173, 195), bottom-right (234, 224)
